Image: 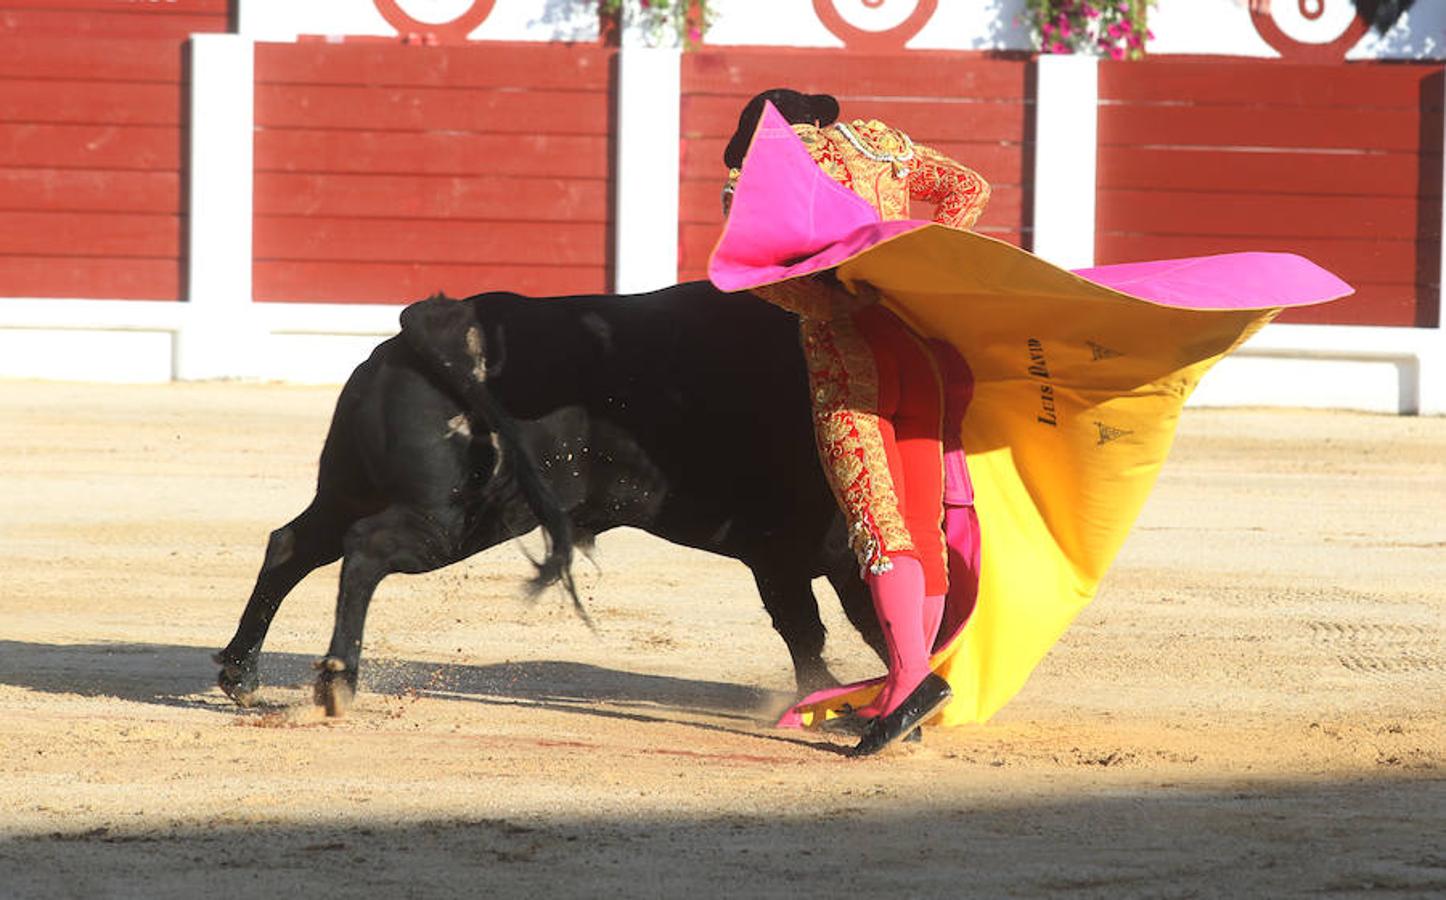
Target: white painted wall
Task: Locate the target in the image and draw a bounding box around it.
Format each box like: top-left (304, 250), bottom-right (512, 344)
top-left (614, 48), bottom-right (683, 294)
top-left (238, 0), bottom-right (600, 43)
top-left (1032, 55), bottom-right (1098, 270)
top-left (178, 34), bottom-right (261, 381)
top-left (235, 0), bottom-right (1446, 59)
top-left (0, 0), bottom-right (1441, 414)
top-left (703, 0), bottom-right (1031, 50)
top-left (1149, 0), bottom-right (1446, 60)
top-left (707, 0), bottom-right (1445, 59)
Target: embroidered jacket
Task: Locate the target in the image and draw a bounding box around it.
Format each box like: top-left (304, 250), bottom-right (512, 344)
top-left (732, 118), bottom-right (991, 320)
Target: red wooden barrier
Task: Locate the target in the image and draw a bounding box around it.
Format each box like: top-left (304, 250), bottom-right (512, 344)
top-left (0, 0), bottom-right (229, 39)
top-left (1097, 59), bottom-right (1443, 327)
top-left (0, 2), bottom-right (229, 300)
top-left (0, 39), bottom-right (187, 300)
top-left (679, 49), bottom-right (1034, 283)
top-left (252, 42), bottom-right (616, 303)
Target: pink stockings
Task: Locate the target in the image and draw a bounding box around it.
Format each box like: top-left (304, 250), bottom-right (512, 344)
top-left (858, 556), bottom-right (936, 717)
top-left (859, 502), bottom-right (979, 718)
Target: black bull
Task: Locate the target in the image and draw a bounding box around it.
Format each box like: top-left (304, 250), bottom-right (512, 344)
top-left (215, 281), bottom-right (889, 714)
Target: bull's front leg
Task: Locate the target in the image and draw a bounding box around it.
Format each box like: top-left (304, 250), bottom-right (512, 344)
top-left (216, 501), bottom-right (344, 706)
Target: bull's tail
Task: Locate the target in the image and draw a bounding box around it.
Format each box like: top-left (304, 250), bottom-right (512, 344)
top-left (398, 295), bottom-right (588, 628)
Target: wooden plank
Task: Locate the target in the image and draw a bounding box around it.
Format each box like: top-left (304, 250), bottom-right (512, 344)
top-left (679, 138), bottom-right (1025, 182)
top-left (0, 255), bottom-right (179, 299)
top-left (0, 36), bottom-right (184, 81)
top-left (0, 0), bottom-right (226, 12)
top-left (682, 50), bottom-right (1031, 101)
top-left (1098, 104), bottom-right (1436, 153)
top-left (0, 210), bottom-right (179, 257)
top-left (253, 217), bottom-right (608, 267)
top-left (0, 123), bottom-right (180, 170)
top-left (682, 94), bottom-right (1027, 144)
top-left (677, 179), bottom-right (1025, 225)
top-left (1093, 233), bottom-right (1435, 288)
top-left (254, 84), bottom-right (611, 135)
top-left (255, 43), bottom-right (614, 91)
top-left (1097, 146), bottom-right (1435, 197)
top-left (255, 172), bottom-right (607, 222)
top-left (255, 130), bottom-right (608, 179)
top-left (254, 261), bottom-right (607, 303)
top-left (0, 10), bottom-right (227, 38)
top-left (1099, 59), bottom-right (1444, 110)
top-left (0, 79), bottom-right (180, 126)
top-left (1275, 287), bottom-right (1428, 326)
top-left (0, 168), bottom-right (179, 213)
top-left (1096, 189), bottom-right (1431, 240)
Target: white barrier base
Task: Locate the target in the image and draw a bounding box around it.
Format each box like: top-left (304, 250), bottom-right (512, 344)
top-left (0, 299), bottom-right (401, 386)
top-left (1191, 322), bottom-right (1446, 415)
top-left (0, 299), bottom-right (1441, 414)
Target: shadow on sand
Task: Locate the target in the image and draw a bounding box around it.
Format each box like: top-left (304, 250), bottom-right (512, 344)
top-left (0, 638), bottom-right (785, 722)
top-left (1, 775), bottom-right (1442, 897)
top-left (2, 643), bottom-right (1443, 896)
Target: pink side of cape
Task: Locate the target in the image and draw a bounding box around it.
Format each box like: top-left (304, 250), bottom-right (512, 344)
top-left (708, 102), bottom-right (918, 291)
top-left (708, 102), bottom-right (1352, 312)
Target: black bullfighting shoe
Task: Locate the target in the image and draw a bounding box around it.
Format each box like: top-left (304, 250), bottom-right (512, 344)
top-left (820, 710), bottom-right (924, 743)
top-left (849, 673), bottom-right (951, 757)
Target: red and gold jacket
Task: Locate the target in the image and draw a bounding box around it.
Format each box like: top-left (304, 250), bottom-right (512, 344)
top-left (729, 118), bottom-right (990, 320)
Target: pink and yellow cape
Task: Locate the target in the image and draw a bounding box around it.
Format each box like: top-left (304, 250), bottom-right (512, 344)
top-left (710, 103), bottom-right (1352, 728)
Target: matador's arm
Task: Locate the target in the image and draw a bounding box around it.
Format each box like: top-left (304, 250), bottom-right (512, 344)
top-left (908, 143), bottom-right (991, 231)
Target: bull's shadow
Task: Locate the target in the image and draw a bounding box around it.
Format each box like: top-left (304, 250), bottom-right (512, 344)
top-left (0, 639), bottom-right (787, 723)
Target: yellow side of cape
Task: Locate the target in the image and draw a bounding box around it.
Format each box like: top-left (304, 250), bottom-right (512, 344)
top-left (813, 228), bottom-right (1274, 726)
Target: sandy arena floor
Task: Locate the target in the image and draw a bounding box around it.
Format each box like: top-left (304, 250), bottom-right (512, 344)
top-left (0, 379), bottom-right (1442, 898)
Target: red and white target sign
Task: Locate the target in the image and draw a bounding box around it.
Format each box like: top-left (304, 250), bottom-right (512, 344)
top-left (373, 0), bottom-right (497, 43)
top-left (1251, 0), bottom-right (1371, 61)
top-left (812, 0), bottom-right (939, 50)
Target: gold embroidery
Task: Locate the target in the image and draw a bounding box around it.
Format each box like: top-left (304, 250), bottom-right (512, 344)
top-left (788, 120), bottom-right (990, 228)
top-left (911, 143), bottom-right (991, 230)
top-left (753, 278), bottom-right (835, 321)
top-left (799, 300), bottom-right (915, 573)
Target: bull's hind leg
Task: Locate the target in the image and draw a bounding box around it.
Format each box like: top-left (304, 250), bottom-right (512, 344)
top-left (216, 498), bottom-right (349, 706)
top-left (747, 557), bottom-right (839, 695)
top-left (314, 504), bottom-right (463, 717)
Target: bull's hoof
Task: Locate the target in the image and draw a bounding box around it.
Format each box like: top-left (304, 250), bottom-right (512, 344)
top-left (313, 658), bottom-right (355, 717)
top-left (794, 665), bottom-right (841, 698)
top-left (214, 652), bottom-right (261, 708)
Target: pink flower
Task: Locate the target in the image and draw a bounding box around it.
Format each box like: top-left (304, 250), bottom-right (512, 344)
top-left (1051, 41), bottom-right (1069, 53)
top-left (688, 25), bottom-right (701, 43)
top-left (1042, 22), bottom-right (1054, 36)
top-left (1084, 5), bottom-right (1100, 19)
top-left (1108, 45), bottom-right (1125, 60)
